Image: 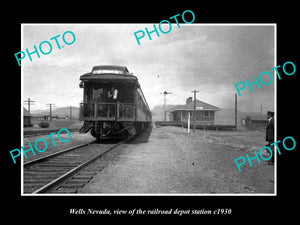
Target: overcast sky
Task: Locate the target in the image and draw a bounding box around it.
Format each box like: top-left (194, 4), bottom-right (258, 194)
top-left (22, 24), bottom-right (275, 113)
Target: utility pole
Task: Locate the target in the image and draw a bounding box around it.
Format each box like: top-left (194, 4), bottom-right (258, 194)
top-left (260, 103), bottom-right (263, 119)
top-left (235, 93), bottom-right (237, 130)
top-left (46, 103), bottom-right (55, 121)
top-left (70, 106), bottom-right (72, 122)
top-left (187, 112), bottom-right (191, 134)
top-left (24, 98), bottom-right (35, 113)
top-left (191, 90), bottom-right (199, 133)
top-left (160, 91), bottom-right (172, 121)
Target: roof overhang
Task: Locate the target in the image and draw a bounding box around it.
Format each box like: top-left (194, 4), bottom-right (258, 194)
top-left (80, 73), bottom-right (138, 83)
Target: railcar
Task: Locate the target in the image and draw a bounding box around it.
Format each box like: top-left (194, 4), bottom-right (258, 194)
top-left (79, 65), bottom-right (152, 140)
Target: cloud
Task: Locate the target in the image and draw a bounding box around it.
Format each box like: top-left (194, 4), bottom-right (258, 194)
top-left (22, 24), bottom-right (275, 112)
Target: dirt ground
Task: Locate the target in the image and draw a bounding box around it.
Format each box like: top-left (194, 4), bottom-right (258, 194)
top-left (24, 119), bottom-right (83, 131)
top-left (80, 126), bottom-right (275, 194)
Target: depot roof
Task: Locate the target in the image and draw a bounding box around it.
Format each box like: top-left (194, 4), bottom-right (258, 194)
top-left (169, 100), bottom-right (220, 112)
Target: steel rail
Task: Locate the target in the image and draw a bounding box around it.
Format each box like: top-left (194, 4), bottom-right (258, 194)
top-left (32, 135), bottom-right (136, 194)
top-left (24, 128), bottom-right (80, 138)
top-left (24, 141), bottom-right (95, 168)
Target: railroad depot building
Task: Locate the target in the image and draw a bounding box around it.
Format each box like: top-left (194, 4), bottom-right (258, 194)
top-left (169, 97), bottom-right (220, 125)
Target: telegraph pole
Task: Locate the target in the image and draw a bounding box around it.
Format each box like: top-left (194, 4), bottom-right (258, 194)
top-left (24, 98), bottom-right (35, 113)
top-left (46, 103), bottom-right (55, 121)
top-left (235, 93), bottom-right (237, 130)
top-left (70, 106), bottom-right (72, 122)
top-left (191, 90), bottom-right (199, 133)
top-left (160, 91), bottom-right (172, 121)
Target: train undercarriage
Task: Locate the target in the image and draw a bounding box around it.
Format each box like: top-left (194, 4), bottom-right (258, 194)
top-left (80, 120), bottom-right (150, 141)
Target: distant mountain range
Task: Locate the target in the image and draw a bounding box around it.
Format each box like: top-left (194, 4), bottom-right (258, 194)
top-left (30, 106), bottom-right (80, 119)
top-left (29, 105), bottom-right (267, 123)
top-left (214, 108), bottom-right (267, 125)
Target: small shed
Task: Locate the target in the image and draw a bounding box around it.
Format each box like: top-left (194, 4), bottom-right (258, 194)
top-left (169, 97), bottom-right (220, 125)
top-left (241, 116), bottom-right (268, 129)
top-left (23, 107), bottom-right (32, 127)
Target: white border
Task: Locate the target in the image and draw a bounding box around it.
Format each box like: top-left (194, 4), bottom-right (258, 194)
top-left (21, 23), bottom-right (24, 195)
top-left (274, 23), bottom-right (277, 196)
top-left (21, 23), bottom-right (277, 196)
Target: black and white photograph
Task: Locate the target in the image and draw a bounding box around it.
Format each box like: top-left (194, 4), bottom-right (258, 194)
top-left (4, 5), bottom-right (298, 221)
top-left (21, 24), bottom-right (275, 195)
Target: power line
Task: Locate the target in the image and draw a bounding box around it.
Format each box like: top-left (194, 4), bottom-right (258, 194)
top-left (227, 42), bottom-right (274, 77)
top-left (216, 47), bottom-right (274, 88)
top-left (221, 42), bottom-right (274, 83)
top-left (228, 44), bottom-right (274, 80)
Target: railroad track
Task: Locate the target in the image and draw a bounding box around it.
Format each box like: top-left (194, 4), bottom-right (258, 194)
top-left (23, 135), bottom-right (135, 194)
top-left (24, 128), bottom-right (80, 138)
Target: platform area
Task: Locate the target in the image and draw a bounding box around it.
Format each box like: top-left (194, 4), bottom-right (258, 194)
top-left (80, 126), bottom-right (274, 194)
top-left (154, 121), bottom-right (236, 131)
